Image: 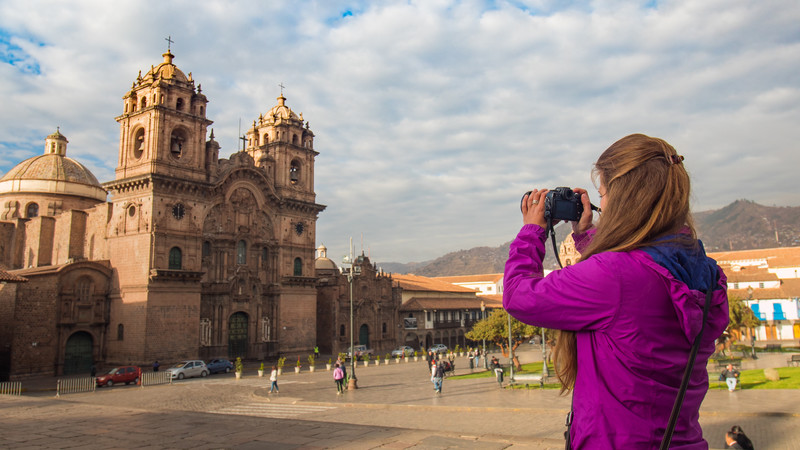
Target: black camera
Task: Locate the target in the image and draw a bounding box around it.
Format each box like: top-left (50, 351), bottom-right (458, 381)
top-left (520, 187), bottom-right (585, 222)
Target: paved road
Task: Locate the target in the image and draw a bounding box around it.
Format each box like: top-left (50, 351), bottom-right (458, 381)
top-left (2, 349), bottom-right (799, 449)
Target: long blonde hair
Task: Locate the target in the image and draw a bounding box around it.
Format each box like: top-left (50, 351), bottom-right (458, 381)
top-left (553, 134), bottom-right (695, 393)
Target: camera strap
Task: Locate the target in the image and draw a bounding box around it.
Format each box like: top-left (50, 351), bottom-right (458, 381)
top-left (547, 220), bottom-right (564, 269)
top-left (659, 286), bottom-right (713, 450)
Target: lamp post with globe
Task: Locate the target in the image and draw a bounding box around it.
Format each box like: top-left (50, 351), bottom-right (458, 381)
top-left (342, 238), bottom-right (360, 389)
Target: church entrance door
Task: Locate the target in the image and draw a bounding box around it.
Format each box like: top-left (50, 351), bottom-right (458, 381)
top-left (64, 331), bottom-right (93, 375)
top-left (358, 324), bottom-right (370, 348)
top-left (228, 312), bottom-right (249, 359)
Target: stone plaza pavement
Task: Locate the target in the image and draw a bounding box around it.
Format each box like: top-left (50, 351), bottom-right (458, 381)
top-left (1, 350), bottom-right (799, 449)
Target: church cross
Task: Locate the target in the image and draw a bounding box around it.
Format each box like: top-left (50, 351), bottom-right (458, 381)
top-left (239, 134), bottom-right (247, 151)
top-left (165, 35), bottom-right (174, 51)
top-left (279, 82), bottom-right (285, 96)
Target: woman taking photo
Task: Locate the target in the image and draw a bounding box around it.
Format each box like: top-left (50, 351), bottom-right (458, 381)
top-left (504, 134), bottom-right (729, 448)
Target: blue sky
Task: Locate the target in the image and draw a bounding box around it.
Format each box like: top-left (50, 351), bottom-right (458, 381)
top-left (1, 0), bottom-right (799, 264)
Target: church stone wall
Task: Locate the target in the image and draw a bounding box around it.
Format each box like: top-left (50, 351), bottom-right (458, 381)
top-left (145, 287), bottom-right (202, 361)
top-left (8, 274), bottom-right (60, 378)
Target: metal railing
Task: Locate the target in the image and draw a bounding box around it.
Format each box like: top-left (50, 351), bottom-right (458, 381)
top-left (0, 381), bottom-right (22, 396)
top-left (141, 371), bottom-right (172, 387)
top-left (56, 377), bottom-right (96, 397)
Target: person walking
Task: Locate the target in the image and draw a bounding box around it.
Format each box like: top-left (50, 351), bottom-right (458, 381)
top-left (152, 361), bottom-right (159, 372)
top-left (504, 134), bottom-right (728, 448)
top-left (333, 363), bottom-right (345, 394)
top-left (268, 365), bottom-right (279, 394)
top-left (721, 364), bottom-right (741, 392)
top-left (432, 361), bottom-right (444, 394)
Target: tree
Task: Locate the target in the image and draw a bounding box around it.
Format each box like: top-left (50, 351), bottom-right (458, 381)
top-left (727, 293), bottom-right (759, 340)
top-left (465, 308), bottom-right (537, 369)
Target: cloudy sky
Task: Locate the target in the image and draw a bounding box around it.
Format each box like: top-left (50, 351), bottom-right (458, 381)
top-left (1, 0), bottom-right (799, 264)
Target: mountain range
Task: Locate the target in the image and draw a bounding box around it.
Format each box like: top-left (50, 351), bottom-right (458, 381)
top-left (379, 200), bottom-right (800, 277)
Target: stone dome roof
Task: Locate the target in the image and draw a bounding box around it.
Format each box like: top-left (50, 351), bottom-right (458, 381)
top-left (315, 245), bottom-right (338, 271)
top-left (0, 130), bottom-right (106, 202)
top-left (267, 95), bottom-right (300, 122)
top-left (143, 51), bottom-right (189, 84)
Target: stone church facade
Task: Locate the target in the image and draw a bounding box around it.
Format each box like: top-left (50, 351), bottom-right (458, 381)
top-left (0, 50), bottom-right (324, 380)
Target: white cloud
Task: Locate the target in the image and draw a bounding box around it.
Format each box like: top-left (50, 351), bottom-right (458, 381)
top-left (1, 0), bottom-right (799, 263)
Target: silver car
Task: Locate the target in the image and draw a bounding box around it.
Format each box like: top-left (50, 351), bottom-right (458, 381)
top-left (166, 360), bottom-right (208, 380)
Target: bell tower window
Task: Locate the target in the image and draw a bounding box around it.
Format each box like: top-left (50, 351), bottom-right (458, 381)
top-left (176, 98), bottom-right (184, 111)
top-left (170, 128), bottom-right (187, 159)
top-left (140, 97), bottom-right (147, 109)
top-left (290, 160), bottom-right (300, 185)
top-left (133, 128), bottom-right (145, 159)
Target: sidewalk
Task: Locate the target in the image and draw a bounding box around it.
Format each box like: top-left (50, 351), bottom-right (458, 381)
top-left (3, 349), bottom-right (799, 449)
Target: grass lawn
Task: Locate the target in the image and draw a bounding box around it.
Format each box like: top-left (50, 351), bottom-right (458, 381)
top-left (709, 366), bottom-right (800, 390)
top-left (451, 362), bottom-right (800, 390)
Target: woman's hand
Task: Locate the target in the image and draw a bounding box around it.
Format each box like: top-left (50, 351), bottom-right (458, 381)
top-left (521, 189), bottom-right (548, 228)
top-left (571, 187), bottom-right (594, 235)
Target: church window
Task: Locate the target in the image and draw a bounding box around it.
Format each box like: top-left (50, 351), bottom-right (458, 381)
top-left (140, 97), bottom-right (147, 109)
top-left (132, 128), bottom-right (145, 159)
top-left (117, 324), bottom-right (124, 341)
top-left (176, 98), bottom-right (184, 111)
top-left (261, 247), bottom-right (268, 265)
top-left (382, 322), bottom-right (387, 333)
top-left (170, 128), bottom-right (187, 158)
top-left (292, 134), bottom-right (298, 145)
top-left (128, 205), bottom-right (136, 217)
top-left (262, 133), bottom-right (269, 145)
top-left (169, 247), bottom-right (182, 269)
top-left (203, 241), bottom-right (211, 258)
top-left (340, 325), bottom-right (345, 337)
top-left (293, 257), bottom-right (302, 276)
top-left (77, 278), bottom-right (92, 303)
top-left (290, 160), bottom-right (301, 185)
top-left (26, 202), bottom-right (39, 218)
top-left (237, 240), bottom-right (247, 265)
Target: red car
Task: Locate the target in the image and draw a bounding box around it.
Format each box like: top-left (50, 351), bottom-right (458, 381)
top-left (96, 366), bottom-right (141, 387)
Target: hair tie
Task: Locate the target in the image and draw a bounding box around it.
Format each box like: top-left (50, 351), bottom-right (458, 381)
top-left (670, 154), bottom-right (684, 165)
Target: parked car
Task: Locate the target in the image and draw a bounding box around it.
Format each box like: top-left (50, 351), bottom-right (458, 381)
top-left (430, 344), bottom-right (448, 354)
top-left (166, 360), bottom-right (208, 380)
top-left (96, 366), bottom-right (141, 387)
top-left (206, 359), bottom-right (234, 374)
top-left (346, 345), bottom-right (374, 359)
top-left (391, 346), bottom-right (414, 357)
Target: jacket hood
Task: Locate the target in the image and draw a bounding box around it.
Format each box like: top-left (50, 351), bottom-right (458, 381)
top-left (640, 238), bottom-right (726, 343)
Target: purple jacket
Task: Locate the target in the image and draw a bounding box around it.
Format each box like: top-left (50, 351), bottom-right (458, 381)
top-left (504, 225), bottom-right (728, 449)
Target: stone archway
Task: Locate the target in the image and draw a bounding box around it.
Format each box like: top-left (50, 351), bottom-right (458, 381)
top-left (228, 312), bottom-right (249, 359)
top-left (64, 331), bottom-right (93, 375)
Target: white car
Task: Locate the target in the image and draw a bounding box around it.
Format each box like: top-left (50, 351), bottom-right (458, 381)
top-left (430, 344), bottom-right (448, 354)
top-left (166, 360), bottom-right (208, 380)
top-left (391, 346), bottom-right (414, 357)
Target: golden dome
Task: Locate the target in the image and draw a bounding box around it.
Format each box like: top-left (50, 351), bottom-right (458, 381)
top-left (315, 245), bottom-right (338, 271)
top-left (266, 95), bottom-right (301, 122)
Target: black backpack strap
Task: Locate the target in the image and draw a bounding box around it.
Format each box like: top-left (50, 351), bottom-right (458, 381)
top-left (660, 287), bottom-right (714, 450)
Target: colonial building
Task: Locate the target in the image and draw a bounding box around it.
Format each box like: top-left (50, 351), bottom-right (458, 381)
top-left (394, 274), bottom-right (500, 350)
top-left (315, 245), bottom-right (401, 357)
top-left (709, 247), bottom-right (800, 342)
top-left (0, 50), bottom-right (324, 380)
top-left (433, 273), bottom-right (504, 296)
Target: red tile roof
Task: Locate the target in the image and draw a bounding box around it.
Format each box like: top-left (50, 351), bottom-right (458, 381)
top-left (0, 267), bottom-right (27, 283)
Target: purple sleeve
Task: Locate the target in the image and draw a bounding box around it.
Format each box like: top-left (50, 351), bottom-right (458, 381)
top-left (503, 224), bottom-right (621, 331)
top-left (572, 227), bottom-right (595, 254)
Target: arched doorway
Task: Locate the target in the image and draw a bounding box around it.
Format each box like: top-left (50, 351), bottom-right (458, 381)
top-left (64, 331), bottom-right (93, 375)
top-left (228, 312), bottom-right (249, 359)
top-left (358, 324), bottom-right (370, 348)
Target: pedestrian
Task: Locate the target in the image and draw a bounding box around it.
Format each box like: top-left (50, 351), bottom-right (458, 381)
top-left (269, 365), bottom-right (279, 393)
top-left (727, 425), bottom-right (754, 450)
top-left (333, 363), bottom-right (345, 394)
top-left (432, 361), bottom-right (444, 394)
top-left (504, 134), bottom-right (728, 449)
top-left (152, 361), bottom-right (159, 372)
top-left (314, 345), bottom-right (320, 359)
top-left (90, 365), bottom-right (97, 377)
top-left (721, 364), bottom-right (740, 392)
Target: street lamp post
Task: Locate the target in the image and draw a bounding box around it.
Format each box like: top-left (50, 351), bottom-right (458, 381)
top-left (343, 238), bottom-right (359, 390)
top-left (508, 311), bottom-right (514, 382)
top-left (541, 327), bottom-right (549, 379)
top-left (480, 301), bottom-right (487, 369)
